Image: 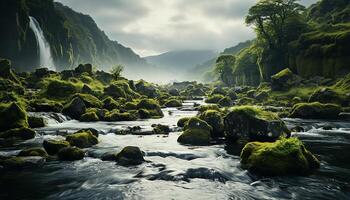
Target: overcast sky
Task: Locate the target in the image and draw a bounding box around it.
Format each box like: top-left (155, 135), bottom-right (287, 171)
top-left (56, 0), bottom-right (318, 57)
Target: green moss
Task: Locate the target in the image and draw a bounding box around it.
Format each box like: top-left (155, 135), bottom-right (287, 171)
top-left (289, 102), bottom-right (342, 119)
top-left (43, 139), bottom-right (70, 155)
top-left (0, 102), bottom-right (28, 132)
top-left (240, 137), bottom-right (320, 176)
top-left (164, 99), bottom-right (182, 107)
top-left (80, 111), bottom-right (99, 122)
top-left (199, 110), bottom-right (224, 138)
top-left (116, 146), bottom-right (145, 166)
top-left (66, 130), bottom-right (98, 148)
top-left (137, 99), bottom-right (163, 118)
top-left (205, 94), bottom-right (225, 103)
top-left (70, 93), bottom-right (103, 108)
top-left (184, 117), bottom-right (213, 132)
top-left (123, 102), bottom-right (138, 110)
top-left (152, 124), bottom-right (171, 135)
top-left (229, 106), bottom-right (279, 121)
top-left (218, 96), bottom-right (232, 107)
top-left (271, 68), bottom-right (293, 80)
top-left (44, 79), bottom-right (79, 98)
top-left (103, 97), bottom-right (119, 110)
top-left (62, 97), bottom-right (86, 120)
top-left (198, 104), bottom-right (221, 113)
top-left (30, 98), bottom-right (63, 112)
top-left (105, 109), bottom-right (137, 121)
top-left (0, 127), bottom-right (36, 140)
top-left (177, 128), bottom-right (211, 146)
top-left (177, 117), bottom-right (191, 127)
top-left (28, 116), bottom-right (46, 128)
top-left (58, 147), bottom-right (84, 161)
top-left (18, 147), bottom-right (48, 157)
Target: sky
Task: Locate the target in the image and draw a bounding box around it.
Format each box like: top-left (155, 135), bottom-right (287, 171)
top-left (56, 0), bottom-right (318, 57)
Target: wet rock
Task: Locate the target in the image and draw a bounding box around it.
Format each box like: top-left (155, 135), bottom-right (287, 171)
top-left (34, 68), bottom-right (51, 78)
top-left (116, 146), bottom-right (145, 166)
top-left (152, 124), bottom-right (171, 135)
top-left (0, 127), bottom-right (36, 140)
top-left (43, 139), bottom-right (70, 155)
top-left (224, 106), bottom-right (290, 142)
top-left (240, 138), bottom-right (320, 176)
top-left (66, 130), bottom-right (98, 148)
top-left (164, 99), bottom-right (182, 107)
top-left (199, 110), bottom-right (224, 138)
top-left (62, 97), bottom-right (86, 120)
top-left (80, 111), bottom-right (99, 122)
top-left (291, 126), bottom-right (305, 132)
top-left (137, 99), bottom-right (163, 118)
top-left (177, 117), bottom-right (191, 127)
top-left (339, 112), bottom-right (350, 120)
top-left (218, 96), bottom-right (233, 107)
top-left (18, 147), bottom-right (48, 158)
top-left (2, 156), bottom-right (45, 169)
top-left (28, 116), bottom-right (46, 128)
top-left (30, 100), bottom-right (63, 112)
top-left (0, 102), bottom-right (28, 132)
top-left (58, 147), bottom-right (85, 161)
top-left (101, 152), bottom-right (117, 161)
top-left (178, 117), bottom-right (212, 145)
top-left (289, 102), bottom-right (342, 119)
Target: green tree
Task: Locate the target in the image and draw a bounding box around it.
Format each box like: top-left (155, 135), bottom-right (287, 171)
top-left (214, 55), bottom-right (235, 86)
top-left (111, 64), bottom-right (124, 79)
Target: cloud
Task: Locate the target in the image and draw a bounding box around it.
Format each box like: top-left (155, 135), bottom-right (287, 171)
top-left (55, 0), bottom-right (318, 56)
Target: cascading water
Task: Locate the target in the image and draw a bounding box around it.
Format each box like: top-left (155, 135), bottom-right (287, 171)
top-left (29, 16), bottom-right (55, 71)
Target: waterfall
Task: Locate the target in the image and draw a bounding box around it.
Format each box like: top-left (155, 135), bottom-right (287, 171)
top-left (29, 16), bottom-right (55, 71)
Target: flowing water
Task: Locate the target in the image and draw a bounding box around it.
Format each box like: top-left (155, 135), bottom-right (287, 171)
top-left (0, 100), bottom-right (350, 199)
top-left (29, 16), bottom-right (55, 71)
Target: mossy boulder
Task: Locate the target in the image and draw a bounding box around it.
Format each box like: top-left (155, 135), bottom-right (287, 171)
top-left (80, 112), bottom-right (99, 122)
top-left (210, 87), bottom-right (227, 96)
top-left (198, 104), bottom-right (220, 113)
top-left (58, 147), bottom-right (85, 161)
top-left (104, 84), bottom-right (126, 98)
top-left (105, 110), bottom-right (137, 121)
top-left (0, 127), bottom-right (36, 140)
top-left (28, 116), bottom-right (45, 128)
top-left (271, 68), bottom-right (300, 91)
top-left (116, 146), bottom-right (145, 166)
top-left (75, 63), bottom-right (93, 74)
top-left (164, 99), bottom-right (182, 107)
top-left (177, 117), bottom-right (191, 127)
top-left (0, 102), bottom-right (28, 132)
top-left (124, 102), bottom-right (137, 110)
top-left (66, 130), bottom-right (98, 148)
top-left (205, 94), bottom-right (225, 104)
top-left (218, 96), bottom-right (233, 107)
top-left (224, 106), bottom-right (290, 142)
top-left (152, 124), bottom-right (171, 135)
top-left (30, 99), bottom-right (63, 112)
top-left (43, 139), bottom-right (70, 155)
top-left (71, 93), bottom-right (103, 108)
top-left (199, 110), bottom-right (224, 138)
top-left (18, 147), bottom-right (48, 158)
top-left (62, 97), bottom-right (86, 120)
top-left (137, 99), bottom-right (163, 118)
top-left (169, 88), bottom-right (180, 96)
top-left (2, 156), bottom-right (45, 169)
top-left (178, 117), bottom-right (212, 145)
top-left (103, 97), bottom-right (119, 110)
top-left (135, 80), bottom-right (157, 98)
top-left (44, 79), bottom-right (78, 98)
top-left (289, 102), bottom-right (342, 119)
top-left (227, 89), bottom-right (238, 100)
top-left (309, 88), bottom-right (348, 106)
top-left (240, 138), bottom-right (320, 176)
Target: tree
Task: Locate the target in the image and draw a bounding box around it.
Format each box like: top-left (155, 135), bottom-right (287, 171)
top-left (111, 64), bottom-right (124, 79)
top-left (215, 55), bottom-right (235, 86)
top-left (246, 0), bottom-right (305, 51)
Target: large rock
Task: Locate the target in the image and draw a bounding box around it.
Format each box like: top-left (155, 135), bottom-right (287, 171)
top-left (271, 68), bottom-right (300, 91)
top-left (309, 88), bottom-right (348, 106)
top-left (177, 117), bottom-right (212, 145)
top-left (80, 111), bottom-right (99, 122)
top-left (240, 138), bottom-right (320, 176)
top-left (164, 99), bottom-right (182, 107)
top-left (116, 146), bottom-right (145, 166)
top-left (135, 80), bottom-right (157, 98)
top-left (62, 97), bottom-right (86, 120)
top-left (0, 102), bottom-right (28, 132)
top-left (43, 139), bottom-right (70, 155)
top-left (0, 59), bottom-right (20, 84)
top-left (58, 147), bottom-right (85, 161)
top-left (224, 106), bottom-right (290, 142)
top-left (137, 99), bottom-right (163, 118)
top-left (104, 84), bottom-right (127, 98)
top-left (199, 110), bottom-right (224, 138)
top-left (66, 130), bottom-right (98, 148)
top-left (0, 127), bottom-right (36, 140)
top-left (289, 102), bottom-right (342, 119)
top-left (18, 147), bottom-right (48, 158)
top-left (75, 63), bottom-right (93, 74)
top-left (2, 156), bottom-right (45, 169)
top-left (28, 116), bottom-right (46, 128)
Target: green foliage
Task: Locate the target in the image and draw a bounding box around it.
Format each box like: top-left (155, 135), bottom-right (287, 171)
top-left (111, 64), bottom-right (124, 79)
top-left (240, 137), bottom-right (320, 176)
top-left (214, 55), bottom-right (235, 86)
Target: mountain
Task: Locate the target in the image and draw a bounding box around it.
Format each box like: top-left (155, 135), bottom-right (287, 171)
top-left (0, 0), bottom-right (150, 75)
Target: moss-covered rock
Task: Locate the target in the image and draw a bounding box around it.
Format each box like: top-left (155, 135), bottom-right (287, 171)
top-left (198, 104), bottom-right (221, 113)
top-left (28, 116), bottom-right (46, 128)
top-left (137, 99), bottom-right (163, 118)
top-left (103, 97), bottom-right (119, 110)
top-left (105, 110), bottom-right (137, 121)
top-left (43, 139), bottom-right (70, 155)
top-left (227, 89), bottom-right (238, 100)
top-left (240, 138), bottom-right (320, 176)
top-left (80, 111), bottom-right (99, 122)
top-left (116, 146), bottom-right (145, 166)
top-left (271, 68), bottom-right (300, 91)
top-left (66, 130), bottom-right (98, 148)
top-left (58, 147), bottom-right (85, 161)
top-left (30, 99), bottom-right (63, 112)
top-left (218, 96), bottom-right (233, 107)
top-left (75, 63), bottom-right (93, 74)
top-left (309, 87), bottom-right (348, 106)
top-left (123, 102), bottom-right (138, 110)
top-left (104, 84), bottom-right (127, 98)
top-left (152, 124), bottom-right (171, 135)
top-left (164, 99), bottom-right (182, 107)
top-left (135, 80), bottom-right (158, 98)
top-left (224, 106), bottom-right (290, 142)
top-left (0, 127), bottom-right (36, 140)
top-left (289, 102), bottom-right (342, 119)
top-left (177, 117), bottom-right (191, 127)
top-left (2, 156), bottom-right (45, 169)
top-left (0, 102), bottom-right (28, 132)
top-left (62, 97), bottom-right (86, 120)
top-left (44, 79), bottom-right (79, 98)
top-left (18, 147), bottom-right (48, 157)
top-left (205, 94), bottom-right (225, 104)
top-left (178, 117), bottom-right (212, 145)
top-left (199, 110), bottom-right (224, 138)
top-left (71, 93), bottom-right (103, 108)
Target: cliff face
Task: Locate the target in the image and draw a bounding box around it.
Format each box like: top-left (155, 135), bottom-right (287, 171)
top-left (0, 0), bottom-right (149, 72)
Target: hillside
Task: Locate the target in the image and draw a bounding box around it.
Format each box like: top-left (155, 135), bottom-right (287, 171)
top-left (0, 0), bottom-right (150, 73)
